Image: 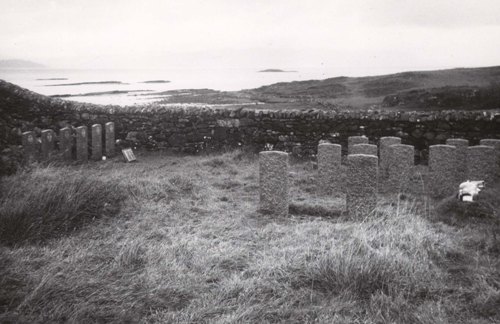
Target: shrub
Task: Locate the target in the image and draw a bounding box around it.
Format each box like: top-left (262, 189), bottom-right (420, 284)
top-left (0, 166), bottom-right (125, 245)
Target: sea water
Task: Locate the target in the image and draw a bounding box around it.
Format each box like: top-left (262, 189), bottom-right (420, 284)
top-left (0, 66), bottom-right (401, 106)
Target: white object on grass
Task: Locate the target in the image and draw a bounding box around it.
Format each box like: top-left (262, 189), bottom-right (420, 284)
top-left (458, 180), bottom-right (485, 202)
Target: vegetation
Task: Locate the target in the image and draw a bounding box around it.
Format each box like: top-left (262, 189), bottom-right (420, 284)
top-left (0, 150), bottom-right (499, 323)
top-left (245, 66), bottom-right (500, 110)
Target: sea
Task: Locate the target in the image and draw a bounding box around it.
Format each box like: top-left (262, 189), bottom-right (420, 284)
top-left (0, 66), bottom-right (402, 106)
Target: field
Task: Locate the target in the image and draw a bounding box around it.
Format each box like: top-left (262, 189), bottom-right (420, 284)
top-left (1, 150), bottom-right (499, 323)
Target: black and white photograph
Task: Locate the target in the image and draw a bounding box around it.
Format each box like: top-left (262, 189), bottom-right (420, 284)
top-left (1, 0), bottom-right (499, 322)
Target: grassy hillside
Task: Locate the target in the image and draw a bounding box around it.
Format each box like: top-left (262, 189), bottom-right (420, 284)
top-left (245, 66), bottom-right (500, 110)
top-left (1, 151), bottom-right (499, 323)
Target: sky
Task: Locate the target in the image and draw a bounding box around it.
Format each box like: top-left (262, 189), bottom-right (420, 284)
top-left (1, 0), bottom-right (500, 73)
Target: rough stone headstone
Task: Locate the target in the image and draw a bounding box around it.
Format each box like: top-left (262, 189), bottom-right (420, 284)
top-left (22, 131), bottom-right (37, 162)
top-left (59, 127), bottom-right (72, 160)
top-left (41, 129), bottom-right (55, 160)
top-left (91, 124), bottom-right (103, 161)
top-left (346, 154), bottom-right (378, 218)
top-left (259, 151), bottom-right (289, 216)
top-left (380, 137), bottom-right (402, 179)
top-left (76, 126), bottom-right (88, 162)
top-left (479, 139), bottom-right (500, 175)
top-left (348, 136), bottom-right (369, 155)
top-left (446, 138), bottom-right (469, 183)
top-left (429, 145), bottom-right (459, 197)
top-left (317, 143), bottom-right (341, 195)
top-left (350, 143), bottom-right (377, 156)
top-left (467, 145), bottom-right (496, 182)
top-left (387, 144), bottom-right (414, 193)
top-left (105, 122), bottom-right (115, 157)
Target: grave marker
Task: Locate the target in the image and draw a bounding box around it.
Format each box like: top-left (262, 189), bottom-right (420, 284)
top-left (346, 154), bottom-right (378, 218)
top-left (59, 127), bottom-right (72, 160)
top-left (76, 126), bottom-right (88, 162)
top-left (350, 143), bottom-right (377, 156)
top-left (317, 143), bottom-right (341, 194)
top-left (429, 145), bottom-right (459, 197)
top-left (380, 137), bottom-right (401, 179)
top-left (91, 124), bottom-right (103, 161)
top-left (446, 138), bottom-right (469, 183)
top-left (387, 144), bottom-right (414, 193)
top-left (41, 129), bottom-right (55, 160)
top-left (467, 145), bottom-right (496, 182)
top-left (105, 122), bottom-right (115, 157)
top-left (259, 151), bottom-right (289, 217)
top-left (22, 131), bottom-right (37, 162)
top-left (348, 136), bottom-right (369, 155)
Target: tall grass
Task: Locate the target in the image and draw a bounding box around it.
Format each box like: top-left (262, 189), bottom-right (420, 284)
top-left (0, 166), bottom-right (125, 245)
top-left (0, 151), bottom-right (498, 323)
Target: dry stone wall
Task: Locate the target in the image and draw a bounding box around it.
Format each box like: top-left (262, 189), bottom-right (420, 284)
top-left (1, 80), bottom-right (500, 165)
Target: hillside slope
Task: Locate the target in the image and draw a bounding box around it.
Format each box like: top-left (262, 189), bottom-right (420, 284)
top-left (245, 66), bottom-right (500, 110)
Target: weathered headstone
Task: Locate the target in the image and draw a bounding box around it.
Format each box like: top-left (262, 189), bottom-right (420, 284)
top-left (346, 154), bottom-right (378, 218)
top-left (467, 145), bottom-right (496, 182)
top-left (59, 127), bottom-right (72, 160)
top-left (41, 129), bottom-right (55, 160)
top-left (91, 124), bottom-right (103, 161)
top-left (446, 138), bottom-right (469, 183)
top-left (380, 137), bottom-right (402, 179)
top-left (429, 145), bottom-right (459, 197)
top-left (317, 143), bottom-right (341, 195)
top-left (348, 136), bottom-right (369, 155)
top-left (387, 144), bottom-right (414, 193)
top-left (22, 131), bottom-right (37, 162)
top-left (480, 139), bottom-right (500, 175)
top-left (76, 126), bottom-right (88, 162)
top-left (350, 143), bottom-right (377, 156)
top-left (259, 151), bottom-right (289, 216)
top-left (105, 122), bottom-right (115, 157)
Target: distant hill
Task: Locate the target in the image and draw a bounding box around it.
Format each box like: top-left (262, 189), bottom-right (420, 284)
top-left (0, 59), bottom-right (46, 69)
top-left (258, 69), bottom-right (297, 73)
top-left (245, 66), bottom-right (500, 110)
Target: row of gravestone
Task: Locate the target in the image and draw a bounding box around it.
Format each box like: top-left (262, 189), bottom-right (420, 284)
top-left (260, 136), bottom-right (500, 218)
top-left (22, 122), bottom-right (116, 162)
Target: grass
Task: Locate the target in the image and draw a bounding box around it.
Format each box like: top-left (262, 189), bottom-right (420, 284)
top-left (0, 149), bottom-right (499, 323)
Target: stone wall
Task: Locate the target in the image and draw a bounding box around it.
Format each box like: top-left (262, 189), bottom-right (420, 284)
top-left (2, 80), bottom-right (500, 165)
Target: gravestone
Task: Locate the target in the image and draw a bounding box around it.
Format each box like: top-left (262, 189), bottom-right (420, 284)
top-left (22, 131), bottom-right (37, 162)
top-left (91, 124), bottom-right (103, 161)
top-left (348, 136), bottom-right (369, 155)
top-left (59, 127), bottom-right (72, 160)
top-left (346, 154), bottom-right (378, 218)
top-left (380, 137), bottom-right (402, 179)
top-left (105, 122), bottom-right (115, 157)
top-left (317, 143), bottom-right (341, 194)
top-left (41, 129), bottom-right (55, 160)
top-left (387, 144), bottom-right (414, 193)
top-left (429, 145), bottom-right (459, 197)
top-left (350, 143), bottom-right (377, 156)
top-left (467, 145), bottom-right (496, 182)
top-left (480, 139), bottom-right (500, 175)
top-left (76, 126), bottom-right (88, 162)
top-left (259, 151), bottom-right (289, 217)
top-left (446, 138), bottom-right (469, 183)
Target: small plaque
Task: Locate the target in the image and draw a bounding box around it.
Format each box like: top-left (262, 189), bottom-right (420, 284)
top-left (121, 148), bottom-right (137, 162)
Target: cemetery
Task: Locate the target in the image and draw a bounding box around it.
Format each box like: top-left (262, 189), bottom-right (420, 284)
top-left (1, 81), bottom-right (500, 322)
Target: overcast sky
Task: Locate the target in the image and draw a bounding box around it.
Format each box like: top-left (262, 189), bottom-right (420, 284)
top-left (1, 0), bottom-right (500, 72)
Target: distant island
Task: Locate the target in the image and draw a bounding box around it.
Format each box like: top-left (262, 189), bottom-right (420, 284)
top-left (50, 89), bottom-right (153, 98)
top-left (46, 81), bottom-right (126, 87)
top-left (36, 78), bottom-right (68, 81)
top-left (141, 80), bottom-right (170, 84)
top-left (258, 69), bottom-right (297, 73)
top-left (0, 59), bottom-right (45, 69)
